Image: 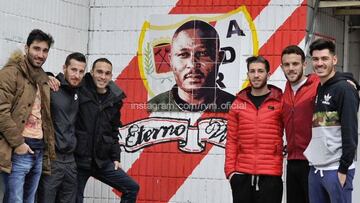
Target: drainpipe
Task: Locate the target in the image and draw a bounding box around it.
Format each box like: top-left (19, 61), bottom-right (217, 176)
top-left (343, 16), bottom-right (349, 72)
top-left (304, 0), bottom-right (320, 56)
top-left (86, 0), bottom-right (92, 72)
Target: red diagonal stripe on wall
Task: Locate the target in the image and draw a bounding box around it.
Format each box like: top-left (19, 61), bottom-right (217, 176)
top-left (170, 0), bottom-right (270, 19)
top-left (114, 1), bottom-right (306, 202)
top-left (116, 57), bottom-right (150, 124)
top-left (258, 4), bottom-right (307, 75)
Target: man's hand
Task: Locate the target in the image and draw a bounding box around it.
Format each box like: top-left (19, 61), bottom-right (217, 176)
top-left (338, 172), bottom-right (346, 187)
top-left (48, 76), bottom-right (60, 91)
top-left (114, 161), bottom-right (121, 170)
top-left (14, 143), bottom-right (34, 155)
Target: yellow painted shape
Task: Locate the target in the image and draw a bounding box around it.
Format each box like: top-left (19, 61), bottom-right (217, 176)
top-left (137, 6), bottom-right (259, 97)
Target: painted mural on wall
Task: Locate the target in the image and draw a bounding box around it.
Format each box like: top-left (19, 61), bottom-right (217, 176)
top-left (119, 8), bottom-right (257, 154)
top-left (144, 14), bottom-right (255, 113)
top-left (114, 0), bottom-right (307, 202)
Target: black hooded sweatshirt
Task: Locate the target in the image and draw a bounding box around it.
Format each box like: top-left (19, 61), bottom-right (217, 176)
top-left (74, 73), bottom-right (126, 169)
top-left (311, 72), bottom-right (359, 173)
top-left (50, 73), bottom-right (80, 161)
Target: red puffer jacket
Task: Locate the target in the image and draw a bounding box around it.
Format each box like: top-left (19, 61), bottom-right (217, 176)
top-left (225, 85), bottom-right (284, 178)
top-left (282, 74), bottom-right (319, 160)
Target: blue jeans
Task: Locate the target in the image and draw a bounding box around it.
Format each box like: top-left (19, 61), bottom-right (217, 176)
top-left (76, 161), bottom-right (139, 203)
top-left (308, 166), bottom-right (355, 203)
top-left (3, 150), bottom-right (43, 203)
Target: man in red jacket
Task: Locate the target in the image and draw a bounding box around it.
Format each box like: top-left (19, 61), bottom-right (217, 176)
top-left (281, 45), bottom-right (359, 203)
top-left (225, 55), bottom-right (284, 203)
top-left (281, 45), bottom-right (318, 203)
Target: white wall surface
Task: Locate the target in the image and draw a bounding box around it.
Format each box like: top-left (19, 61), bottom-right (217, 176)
top-left (0, 1), bottom-right (359, 203)
top-left (0, 0), bottom-right (89, 73)
top-left (88, 0), bottom-right (178, 79)
top-left (349, 29), bottom-right (360, 81)
top-left (349, 25), bottom-right (360, 203)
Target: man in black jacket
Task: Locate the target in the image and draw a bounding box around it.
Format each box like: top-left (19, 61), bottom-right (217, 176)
top-left (75, 58), bottom-right (139, 203)
top-left (37, 52), bottom-right (86, 203)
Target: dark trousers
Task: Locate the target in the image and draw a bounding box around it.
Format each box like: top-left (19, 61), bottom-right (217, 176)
top-left (37, 160), bottom-right (77, 203)
top-left (0, 172), bottom-right (5, 203)
top-left (230, 173), bottom-right (283, 203)
top-left (76, 161), bottom-right (139, 203)
top-left (286, 160), bottom-right (310, 203)
top-left (308, 166), bottom-right (355, 203)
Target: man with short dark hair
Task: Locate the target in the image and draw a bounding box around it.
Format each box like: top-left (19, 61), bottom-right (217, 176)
top-left (37, 52), bottom-right (86, 203)
top-left (0, 29), bottom-right (56, 203)
top-left (225, 56), bottom-right (284, 203)
top-left (148, 20), bottom-right (234, 112)
top-left (281, 45), bottom-right (316, 203)
top-left (281, 44), bottom-right (359, 203)
top-left (75, 58), bottom-right (139, 203)
top-left (304, 39), bottom-right (359, 203)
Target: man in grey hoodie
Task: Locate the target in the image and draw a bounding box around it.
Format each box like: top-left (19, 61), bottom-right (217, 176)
top-left (304, 39), bottom-right (359, 203)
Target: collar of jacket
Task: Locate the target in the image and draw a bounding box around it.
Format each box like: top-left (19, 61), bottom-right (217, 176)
top-left (56, 72), bottom-right (82, 92)
top-left (24, 57), bottom-right (49, 85)
top-left (237, 84), bottom-right (282, 102)
top-left (321, 71), bottom-right (359, 88)
top-left (83, 73), bottom-right (126, 101)
top-left (284, 73), bottom-right (319, 94)
top-left (5, 50), bottom-right (48, 85)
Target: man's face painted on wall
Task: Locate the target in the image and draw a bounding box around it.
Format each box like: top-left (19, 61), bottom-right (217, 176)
top-left (169, 28), bottom-right (221, 94)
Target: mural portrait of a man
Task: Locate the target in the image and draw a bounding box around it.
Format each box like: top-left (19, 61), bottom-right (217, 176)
top-left (147, 20), bottom-right (235, 112)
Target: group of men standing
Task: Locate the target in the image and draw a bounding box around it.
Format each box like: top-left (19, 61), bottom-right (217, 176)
top-left (0, 29), bottom-right (139, 203)
top-left (0, 21), bottom-right (358, 203)
top-left (225, 39), bottom-right (359, 203)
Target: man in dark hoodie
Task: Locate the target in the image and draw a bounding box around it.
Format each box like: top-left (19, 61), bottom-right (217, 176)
top-left (75, 58), bottom-right (139, 203)
top-left (37, 52), bottom-right (86, 203)
top-left (304, 39), bottom-right (359, 203)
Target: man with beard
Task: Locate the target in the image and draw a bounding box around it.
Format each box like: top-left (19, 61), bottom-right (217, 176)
top-left (0, 29), bottom-right (56, 203)
top-left (225, 56), bottom-right (284, 203)
top-left (75, 58), bottom-right (139, 203)
top-left (37, 52), bottom-right (86, 203)
top-left (281, 45), bottom-right (358, 203)
top-left (147, 20), bottom-right (235, 112)
top-left (281, 45), bottom-right (316, 203)
top-left (46, 58), bottom-right (139, 202)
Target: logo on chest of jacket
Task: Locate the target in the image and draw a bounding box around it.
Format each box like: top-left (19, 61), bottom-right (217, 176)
top-left (74, 93), bottom-right (78, 101)
top-left (321, 93), bottom-right (332, 105)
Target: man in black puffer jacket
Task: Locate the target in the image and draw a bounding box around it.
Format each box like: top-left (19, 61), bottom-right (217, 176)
top-left (75, 58), bottom-right (139, 203)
